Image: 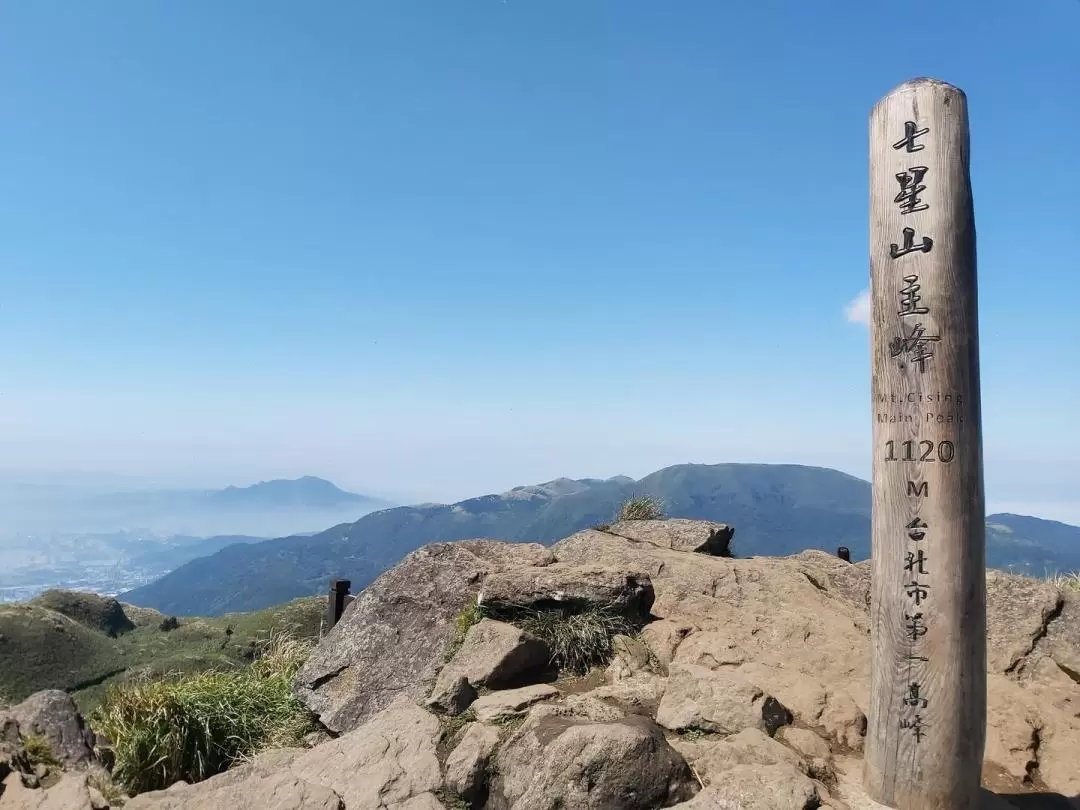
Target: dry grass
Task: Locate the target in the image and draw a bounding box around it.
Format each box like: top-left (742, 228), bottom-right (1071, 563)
top-left (1047, 570), bottom-right (1080, 593)
top-left (90, 632), bottom-right (316, 795)
top-left (618, 495), bottom-right (665, 522)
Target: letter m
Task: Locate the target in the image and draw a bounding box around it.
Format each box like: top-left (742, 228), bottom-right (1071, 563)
top-left (907, 481), bottom-right (929, 497)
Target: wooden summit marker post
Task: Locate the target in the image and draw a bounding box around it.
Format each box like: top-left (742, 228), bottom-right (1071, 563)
top-left (864, 78), bottom-right (987, 809)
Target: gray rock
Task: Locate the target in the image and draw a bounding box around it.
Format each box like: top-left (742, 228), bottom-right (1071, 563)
top-left (694, 728), bottom-right (802, 780)
top-left (777, 726), bottom-right (833, 760)
top-left (589, 673), bottom-right (667, 717)
top-left (443, 722), bottom-right (501, 802)
top-left (639, 620), bottom-right (696, 667)
top-left (471, 684), bottom-right (560, 723)
top-left (301, 729), bottom-right (332, 748)
top-left (776, 726), bottom-right (835, 782)
top-left (293, 540), bottom-right (553, 734)
top-left (492, 705), bottom-right (698, 810)
top-left (656, 664), bottom-right (777, 736)
top-left (426, 676), bottom-right (477, 716)
top-left (606, 634), bottom-right (654, 681)
top-left (532, 694), bottom-right (627, 724)
top-left (479, 564), bottom-right (655, 619)
top-left (7, 690), bottom-right (98, 769)
top-left (0, 770), bottom-right (102, 809)
top-left (87, 784), bottom-right (110, 810)
top-left (395, 796), bottom-right (446, 810)
top-left (605, 520), bottom-right (734, 557)
top-left (124, 755), bottom-right (342, 810)
top-left (428, 619), bottom-right (550, 711)
top-left (670, 764), bottom-right (821, 809)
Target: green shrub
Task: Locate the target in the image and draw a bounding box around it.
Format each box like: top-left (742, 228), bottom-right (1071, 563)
top-left (91, 633), bottom-right (316, 795)
top-left (158, 616), bottom-right (179, 632)
top-left (618, 495), bottom-right (665, 521)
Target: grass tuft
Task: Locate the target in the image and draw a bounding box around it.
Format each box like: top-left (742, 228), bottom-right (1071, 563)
top-left (438, 709), bottom-right (477, 747)
top-left (22, 733), bottom-right (63, 769)
top-left (443, 599), bottom-right (483, 663)
top-left (90, 632), bottom-right (316, 795)
top-left (618, 495), bottom-right (665, 522)
top-left (487, 604), bottom-right (640, 675)
top-left (433, 789), bottom-right (472, 810)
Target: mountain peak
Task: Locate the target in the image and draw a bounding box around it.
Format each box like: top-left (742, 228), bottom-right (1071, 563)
top-left (209, 477), bottom-right (368, 508)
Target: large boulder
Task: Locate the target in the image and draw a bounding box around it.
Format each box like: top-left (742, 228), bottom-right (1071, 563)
top-left (2, 691), bottom-right (98, 769)
top-left (490, 697), bottom-right (698, 809)
top-left (293, 540), bottom-right (554, 734)
top-left (479, 564), bottom-right (655, 619)
top-left (443, 722), bottom-right (501, 804)
top-left (470, 684), bottom-right (560, 723)
top-left (670, 764), bottom-right (822, 810)
top-left (427, 619), bottom-right (550, 712)
top-left (603, 519), bottom-right (734, 556)
top-left (0, 769), bottom-right (112, 810)
top-left (123, 750), bottom-right (341, 810)
top-left (656, 664), bottom-right (790, 738)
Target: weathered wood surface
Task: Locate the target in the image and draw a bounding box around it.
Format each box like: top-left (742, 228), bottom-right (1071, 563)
top-left (864, 78), bottom-right (987, 809)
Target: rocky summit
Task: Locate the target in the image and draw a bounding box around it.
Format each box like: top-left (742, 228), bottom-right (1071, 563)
top-left (5, 518), bottom-right (1079, 809)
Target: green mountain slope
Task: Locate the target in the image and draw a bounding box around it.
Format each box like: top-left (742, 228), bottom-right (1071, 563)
top-left (121, 464), bottom-right (873, 616)
top-left (120, 462), bottom-right (1080, 618)
top-left (0, 590), bottom-right (323, 710)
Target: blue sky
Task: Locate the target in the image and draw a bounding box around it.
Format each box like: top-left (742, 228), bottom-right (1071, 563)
top-left (1, 1), bottom-right (1078, 521)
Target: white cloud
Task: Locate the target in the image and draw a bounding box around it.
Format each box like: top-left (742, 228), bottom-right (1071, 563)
top-left (844, 289), bottom-right (870, 326)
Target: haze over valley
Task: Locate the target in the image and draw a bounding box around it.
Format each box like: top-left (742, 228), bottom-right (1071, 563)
top-left (0, 475), bottom-right (388, 602)
top-left (3, 463), bottom-right (1076, 612)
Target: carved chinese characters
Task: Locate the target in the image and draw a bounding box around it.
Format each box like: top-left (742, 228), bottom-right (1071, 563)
top-left (865, 79), bottom-right (987, 810)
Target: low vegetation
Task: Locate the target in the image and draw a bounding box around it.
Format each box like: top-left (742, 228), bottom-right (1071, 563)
top-left (91, 633), bottom-right (316, 795)
top-left (481, 600), bottom-right (640, 676)
top-left (443, 599), bottom-right (483, 663)
top-left (515, 606), bottom-right (640, 674)
top-left (22, 733), bottom-right (62, 769)
top-left (1049, 570), bottom-right (1080, 593)
top-left (30, 590), bottom-right (135, 637)
top-left (87, 771), bottom-right (127, 807)
top-left (0, 591), bottom-right (323, 711)
top-left (618, 494), bottom-right (665, 521)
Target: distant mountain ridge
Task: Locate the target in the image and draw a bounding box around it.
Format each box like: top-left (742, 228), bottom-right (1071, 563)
top-left (0, 476), bottom-right (392, 601)
top-left (121, 463), bottom-right (1080, 618)
top-left (92, 476), bottom-right (376, 511)
top-left (208, 476), bottom-right (371, 508)
top-left (0, 475), bottom-right (389, 542)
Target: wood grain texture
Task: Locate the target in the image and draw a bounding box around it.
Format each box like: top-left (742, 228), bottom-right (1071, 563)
top-left (863, 78), bottom-right (987, 810)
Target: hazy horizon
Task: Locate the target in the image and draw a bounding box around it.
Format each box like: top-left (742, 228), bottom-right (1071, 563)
top-left (3, 2), bottom-right (1077, 528)
top-left (2, 460), bottom-right (1078, 529)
